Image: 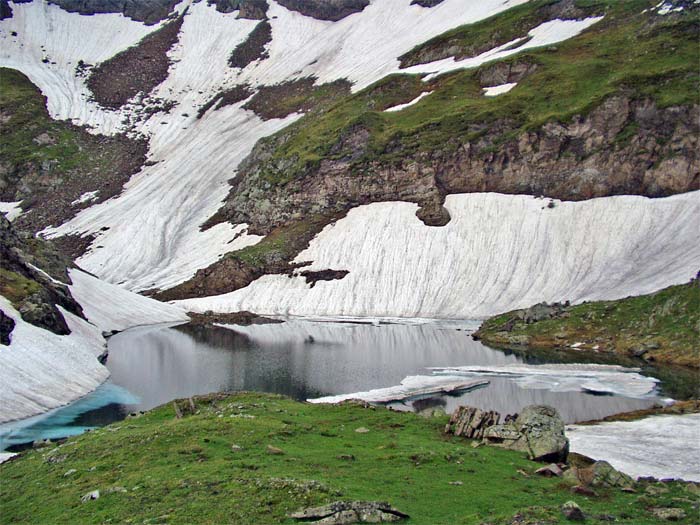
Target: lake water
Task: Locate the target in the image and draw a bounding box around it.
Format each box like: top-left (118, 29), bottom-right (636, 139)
top-left (0, 319), bottom-right (663, 451)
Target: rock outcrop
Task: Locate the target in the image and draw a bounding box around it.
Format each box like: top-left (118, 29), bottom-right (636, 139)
top-left (289, 501), bottom-right (408, 524)
top-left (0, 216), bottom-right (83, 336)
top-left (275, 0), bottom-right (369, 21)
top-left (444, 406), bottom-right (501, 439)
top-left (483, 405), bottom-right (569, 462)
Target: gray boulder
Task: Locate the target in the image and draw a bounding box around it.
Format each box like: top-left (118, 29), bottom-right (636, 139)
top-left (289, 501), bottom-right (408, 524)
top-left (484, 405), bottom-right (569, 462)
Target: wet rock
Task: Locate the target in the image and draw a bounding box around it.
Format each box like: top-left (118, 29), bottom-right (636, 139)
top-left (651, 507), bottom-right (686, 521)
top-left (484, 405), bottom-right (569, 462)
top-left (561, 501), bottom-right (585, 521)
top-left (289, 501), bottom-right (408, 523)
top-left (444, 405), bottom-right (500, 439)
top-left (80, 490), bottom-right (100, 502)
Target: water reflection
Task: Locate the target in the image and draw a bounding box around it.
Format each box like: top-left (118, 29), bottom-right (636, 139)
top-left (108, 320), bottom-right (654, 423)
top-left (1, 319), bottom-right (660, 450)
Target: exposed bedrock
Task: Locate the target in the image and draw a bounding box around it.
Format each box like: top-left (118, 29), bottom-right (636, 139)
top-left (48, 0), bottom-right (180, 24)
top-left (86, 12), bottom-right (184, 109)
top-left (210, 96), bottom-right (699, 236)
top-left (275, 0), bottom-right (369, 21)
top-left (209, 0), bottom-right (268, 18)
top-left (0, 216), bottom-right (83, 335)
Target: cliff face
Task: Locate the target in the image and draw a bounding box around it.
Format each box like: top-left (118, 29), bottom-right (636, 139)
top-left (210, 96), bottom-right (699, 235)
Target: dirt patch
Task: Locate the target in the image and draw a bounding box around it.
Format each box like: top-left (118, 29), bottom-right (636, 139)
top-left (275, 0), bottom-right (369, 21)
top-left (197, 85), bottom-right (253, 119)
top-left (48, 0), bottom-right (180, 25)
top-left (87, 12), bottom-right (185, 109)
top-left (186, 310), bottom-right (283, 326)
top-left (242, 77), bottom-right (352, 120)
top-left (299, 269), bottom-right (349, 288)
top-left (229, 20), bottom-right (272, 69)
top-left (209, 0), bottom-right (268, 18)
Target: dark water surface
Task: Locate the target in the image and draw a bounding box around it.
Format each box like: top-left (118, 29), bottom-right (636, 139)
top-left (0, 319), bottom-right (660, 450)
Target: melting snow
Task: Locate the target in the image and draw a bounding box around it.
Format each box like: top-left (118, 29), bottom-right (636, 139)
top-left (176, 192), bottom-right (700, 319)
top-left (568, 414), bottom-right (700, 481)
top-left (430, 364), bottom-right (659, 398)
top-left (384, 91), bottom-right (433, 112)
top-left (401, 17), bottom-right (604, 81)
top-left (0, 201), bottom-right (22, 221)
top-left (308, 375), bottom-right (489, 404)
top-left (483, 82), bottom-right (517, 97)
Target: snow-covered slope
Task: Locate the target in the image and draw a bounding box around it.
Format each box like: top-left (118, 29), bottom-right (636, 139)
top-left (568, 414), bottom-right (700, 482)
top-left (1, 0), bottom-right (601, 293)
top-left (176, 191), bottom-right (700, 318)
top-left (0, 297), bottom-right (107, 424)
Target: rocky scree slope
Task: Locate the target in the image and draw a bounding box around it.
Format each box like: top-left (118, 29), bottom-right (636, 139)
top-left (161, 1), bottom-right (699, 300)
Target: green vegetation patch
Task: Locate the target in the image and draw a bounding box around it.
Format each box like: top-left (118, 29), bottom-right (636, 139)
top-left (0, 268), bottom-right (41, 308)
top-left (2, 392), bottom-right (698, 524)
top-left (475, 280), bottom-right (700, 369)
top-left (251, 0), bottom-right (699, 186)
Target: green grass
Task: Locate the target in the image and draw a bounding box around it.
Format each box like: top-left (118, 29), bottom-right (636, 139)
top-left (1, 392), bottom-right (698, 524)
top-left (0, 68), bottom-right (92, 171)
top-left (0, 268), bottom-right (41, 308)
top-left (475, 281), bottom-right (700, 368)
top-left (250, 0), bottom-right (698, 186)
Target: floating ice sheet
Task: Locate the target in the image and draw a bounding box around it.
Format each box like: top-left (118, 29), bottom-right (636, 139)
top-left (308, 375), bottom-right (489, 404)
top-left (430, 364), bottom-right (659, 398)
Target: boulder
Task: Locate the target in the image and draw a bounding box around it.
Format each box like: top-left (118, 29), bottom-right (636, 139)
top-left (444, 406), bottom-right (500, 439)
top-left (535, 464), bottom-right (563, 477)
top-left (561, 501), bottom-right (585, 521)
top-left (289, 501), bottom-right (408, 524)
top-left (484, 405), bottom-right (569, 462)
top-left (564, 460), bottom-right (634, 489)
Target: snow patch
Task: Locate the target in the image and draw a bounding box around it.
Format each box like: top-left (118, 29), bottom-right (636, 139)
top-left (384, 91), bottom-right (433, 112)
top-left (0, 296), bottom-right (108, 424)
top-left (68, 269), bottom-right (188, 333)
top-left (483, 82), bottom-right (517, 97)
top-left (402, 17), bottom-right (604, 81)
top-left (70, 190), bottom-right (99, 206)
top-left (0, 201), bottom-right (22, 221)
top-left (175, 192), bottom-right (700, 319)
top-left (568, 413), bottom-right (700, 482)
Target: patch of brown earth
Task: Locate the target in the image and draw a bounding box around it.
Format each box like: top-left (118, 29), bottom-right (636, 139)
top-left (87, 12), bottom-right (185, 109)
top-left (197, 85), bottom-right (253, 119)
top-left (229, 20), bottom-right (272, 69)
top-left (299, 269), bottom-right (349, 288)
top-left (275, 0), bottom-right (369, 21)
top-left (186, 310), bottom-right (283, 326)
top-left (242, 77), bottom-right (352, 120)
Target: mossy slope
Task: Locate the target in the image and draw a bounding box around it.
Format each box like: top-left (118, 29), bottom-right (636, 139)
top-left (1, 393), bottom-right (698, 524)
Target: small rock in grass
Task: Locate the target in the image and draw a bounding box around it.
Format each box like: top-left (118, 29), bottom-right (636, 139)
top-left (535, 464), bottom-right (563, 477)
top-left (571, 485), bottom-right (597, 497)
top-left (266, 445), bottom-right (285, 455)
top-left (63, 469), bottom-right (77, 477)
top-left (336, 454), bottom-right (355, 461)
top-left (651, 507), bottom-right (686, 521)
top-left (561, 501), bottom-right (585, 521)
top-left (80, 490), bottom-right (100, 502)
top-left (448, 481), bottom-right (463, 486)
top-left (355, 427), bottom-right (370, 433)
top-left (620, 486), bottom-right (637, 493)
top-left (231, 444), bottom-right (243, 452)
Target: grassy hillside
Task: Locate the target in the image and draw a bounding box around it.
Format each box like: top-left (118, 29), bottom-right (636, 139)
top-left (474, 280), bottom-right (700, 368)
top-left (1, 392), bottom-right (698, 524)
top-left (0, 68), bottom-right (146, 234)
top-left (251, 0), bottom-right (699, 185)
